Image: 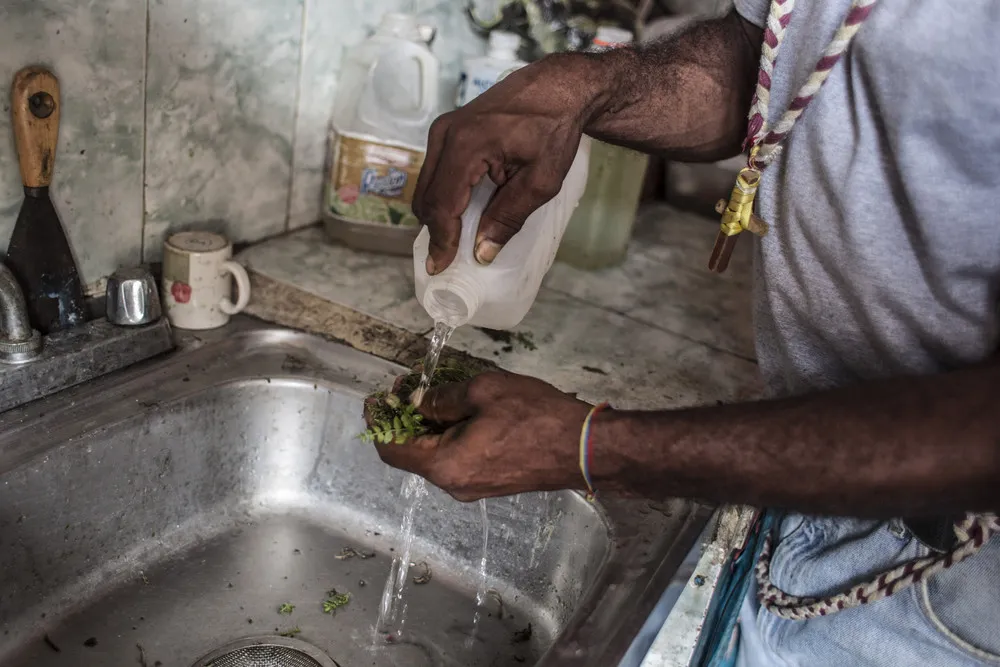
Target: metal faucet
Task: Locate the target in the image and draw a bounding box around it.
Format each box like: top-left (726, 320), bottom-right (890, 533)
top-left (0, 264), bottom-right (174, 413)
top-left (0, 261), bottom-right (42, 364)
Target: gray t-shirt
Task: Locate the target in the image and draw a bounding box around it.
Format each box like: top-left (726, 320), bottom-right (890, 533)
top-left (734, 0), bottom-right (1000, 396)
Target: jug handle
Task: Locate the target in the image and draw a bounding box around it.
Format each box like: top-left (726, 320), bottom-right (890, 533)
top-left (411, 43), bottom-right (439, 118)
top-left (357, 42), bottom-right (439, 129)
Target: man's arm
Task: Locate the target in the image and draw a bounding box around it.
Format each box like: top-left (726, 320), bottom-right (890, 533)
top-left (374, 362), bottom-right (1000, 516)
top-left (414, 12), bottom-right (762, 274)
top-left (584, 12), bottom-right (762, 161)
top-left (592, 359), bottom-right (1000, 517)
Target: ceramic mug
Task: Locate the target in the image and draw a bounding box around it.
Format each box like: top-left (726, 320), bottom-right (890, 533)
top-left (162, 231), bottom-right (250, 330)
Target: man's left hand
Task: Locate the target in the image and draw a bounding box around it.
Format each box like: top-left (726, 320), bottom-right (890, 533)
top-left (374, 371), bottom-right (591, 501)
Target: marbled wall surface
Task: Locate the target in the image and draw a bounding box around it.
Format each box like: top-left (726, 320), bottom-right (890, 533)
top-left (0, 0), bottom-right (485, 284)
top-left (143, 0), bottom-right (304, 261)
top-left (0, 0), bottom-right (146, 291)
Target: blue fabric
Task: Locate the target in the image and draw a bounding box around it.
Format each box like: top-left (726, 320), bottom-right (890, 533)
top-left (693, 511), bottom-right (780, 667)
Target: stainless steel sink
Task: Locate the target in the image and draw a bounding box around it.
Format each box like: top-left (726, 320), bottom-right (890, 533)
top-left (0, 318), bottom-right (710, 667)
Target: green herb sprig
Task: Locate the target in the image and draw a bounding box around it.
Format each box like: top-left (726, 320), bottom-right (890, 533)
top-left (360, 397), bottom-right (426, 445)
top-left (322, 591), bottom-right (351, 614)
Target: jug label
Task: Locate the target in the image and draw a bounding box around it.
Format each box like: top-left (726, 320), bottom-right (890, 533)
top-left (327, 132), bottom-right (424, 227)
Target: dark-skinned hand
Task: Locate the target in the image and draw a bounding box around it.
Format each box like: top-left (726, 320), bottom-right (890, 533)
top-left (412, 55), bottom-right (600, 276)
top-left (374, 371), bottom-right (591, 502)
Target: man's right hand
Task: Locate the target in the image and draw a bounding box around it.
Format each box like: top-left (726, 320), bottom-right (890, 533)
top-left (412, 11), bottom-right (762, 276)
top-left (412, 54), bottom-right (606, 275)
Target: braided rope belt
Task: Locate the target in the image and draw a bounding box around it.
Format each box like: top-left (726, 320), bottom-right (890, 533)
top-left (756, 513), bottom-right (1000, 620)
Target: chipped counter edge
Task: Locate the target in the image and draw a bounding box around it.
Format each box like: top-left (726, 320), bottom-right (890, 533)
top-left (242, 271), bottom-right (493, 371)
top-left (641, 544), bottom-right (728, 667)
top-left (639, 504), bottom-right (756, 667)
top-left (242, 270), bottom-right (755, 667)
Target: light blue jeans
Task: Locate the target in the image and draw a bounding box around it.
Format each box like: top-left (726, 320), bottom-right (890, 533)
top-left (737, 515), bottom-right (1000, 666)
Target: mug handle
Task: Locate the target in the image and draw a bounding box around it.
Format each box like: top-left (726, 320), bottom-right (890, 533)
top-left (220, 260), bottom-right (251, 315)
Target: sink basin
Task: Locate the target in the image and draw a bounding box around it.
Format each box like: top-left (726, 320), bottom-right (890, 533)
top-left (0, 319), bottom-right (710, 667)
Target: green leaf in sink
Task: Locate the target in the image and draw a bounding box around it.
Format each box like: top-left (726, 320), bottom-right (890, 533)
top-left (335, 546), bottom-right (375, 560)
top-left (278, 602), bottom-right (295, 615)
top-left (322, 590), bottom-right (351, 614)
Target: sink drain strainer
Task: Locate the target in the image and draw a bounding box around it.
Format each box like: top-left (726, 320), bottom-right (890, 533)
top-left (192, 636), bottom-right (340, 667)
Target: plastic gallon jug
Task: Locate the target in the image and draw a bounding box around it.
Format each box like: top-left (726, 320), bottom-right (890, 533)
top-left (413, 138), bottom-right (590, 329)
top-left (323, 13), bottom-right (440, 255)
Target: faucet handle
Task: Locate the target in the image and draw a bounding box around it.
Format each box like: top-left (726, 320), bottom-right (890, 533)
top-left (106, 267), bottom-right (162, 327)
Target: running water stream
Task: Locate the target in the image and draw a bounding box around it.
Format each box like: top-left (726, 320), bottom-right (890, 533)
top-left (374, 321), bottom-right (494, 650)
top-left (410, 320), bottom-right (454, 407)
top-left (374, 475), bottom-right (427, 643)
top-left (466, 498), bottom-right (490, 648)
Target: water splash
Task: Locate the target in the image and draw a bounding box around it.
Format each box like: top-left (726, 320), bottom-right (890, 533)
top-left (466, 499), bottom-right (490, 649)
top-left (374, 475), bottom-right (428, 643)
top-left (411, 321), bottom-right (454, 406)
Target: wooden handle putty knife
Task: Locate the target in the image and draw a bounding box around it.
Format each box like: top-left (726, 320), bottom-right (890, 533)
top-left (6, 66), bottom-right (87, 334)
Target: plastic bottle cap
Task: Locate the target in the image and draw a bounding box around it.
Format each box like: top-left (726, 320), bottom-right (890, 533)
top-left (592, 26), bottom-right (634, 48)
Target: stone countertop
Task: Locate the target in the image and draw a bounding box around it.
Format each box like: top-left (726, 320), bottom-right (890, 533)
top-left (236, 202), bottom-right (761, 666)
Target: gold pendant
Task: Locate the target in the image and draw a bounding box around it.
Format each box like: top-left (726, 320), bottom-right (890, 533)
top-left (708, 166), bottom-right (768, 273)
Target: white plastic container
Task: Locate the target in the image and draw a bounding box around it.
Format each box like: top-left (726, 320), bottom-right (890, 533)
top-left (455, 31), bottom-right (527, 107)
top-left (323, 13), bottom-right (440, 254)
top-left (413, 139), bottom-right (591, 328)
top-left (334, 13), bottom-right (439, 146)
top-left (557, 26), bottom-right (649, 269)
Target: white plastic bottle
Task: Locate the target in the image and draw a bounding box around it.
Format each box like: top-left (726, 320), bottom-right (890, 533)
top-left (323, 13), bottom-right (440, 254)
top-left (413, 139), bottom-right (591, 329)
top-left (455, 31), bottom-right (526, 107)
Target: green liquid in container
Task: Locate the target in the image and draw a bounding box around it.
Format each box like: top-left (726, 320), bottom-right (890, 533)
top-left (557, 137), bottom-right (649, 270)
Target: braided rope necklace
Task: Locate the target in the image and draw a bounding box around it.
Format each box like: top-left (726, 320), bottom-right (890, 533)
top-left (708, 0), bottom-right (878, 272)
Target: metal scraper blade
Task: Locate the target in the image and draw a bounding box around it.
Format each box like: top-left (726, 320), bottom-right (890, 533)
top-left (6, 189), bottom-right (87, 334)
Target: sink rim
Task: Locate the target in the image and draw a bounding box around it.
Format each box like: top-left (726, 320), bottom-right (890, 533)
top-left (0, 317), bottom-right (712, 667)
